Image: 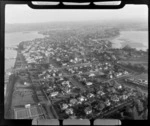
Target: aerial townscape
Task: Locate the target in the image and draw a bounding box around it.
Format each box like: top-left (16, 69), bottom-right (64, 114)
top-left (5, 21), bottom-right (148, 120)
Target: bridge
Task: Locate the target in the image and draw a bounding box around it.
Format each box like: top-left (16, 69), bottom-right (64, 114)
top-left (5, 46), bottom-right (18, 50)
top-left (5, 57), bottom-right (16, 60)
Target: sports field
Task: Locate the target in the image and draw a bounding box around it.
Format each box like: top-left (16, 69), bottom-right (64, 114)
top-left (14, 105), bottom-right (45, 119)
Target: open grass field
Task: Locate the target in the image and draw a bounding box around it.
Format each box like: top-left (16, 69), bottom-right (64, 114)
top-left (120, 60), bottom-right (148, 65)
top-left (121, 55), bottom-right (148, 63)
top-left (11, 80), bottom-right (38, 107)
top-left (12, 90), bottom-right (35, 107)
top-left (14, 108), bottom-right (30, 119)
top-left (120, 55), bottom-right (148, 72)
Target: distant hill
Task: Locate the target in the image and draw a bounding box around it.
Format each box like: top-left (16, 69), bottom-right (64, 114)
top-left (5, 20), bottom-right (148, 33)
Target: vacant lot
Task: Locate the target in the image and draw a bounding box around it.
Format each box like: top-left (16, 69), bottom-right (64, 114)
top-left (134, 73), bottom-right (148, 81)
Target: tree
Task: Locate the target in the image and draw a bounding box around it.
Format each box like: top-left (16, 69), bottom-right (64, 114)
top-left (132, 106), bottom-right (142, 120)
top-left (98, 102), bottom-right (105, 111)
top-left (142, 109), bottom-right (148, 120)
top-left (18, 43), bottom-right (24, 50)
top-left (136, 100), bottom-right (144, 112)
top-left (72, 88), bottom-right (81, 94)
top-left (123, 45), bottom-right (132, 51)
top-left (135, 87), bottom-right (143, 97)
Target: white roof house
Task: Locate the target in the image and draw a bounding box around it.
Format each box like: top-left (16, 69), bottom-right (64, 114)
top-left (84, 107), bottom-right (92, 115)
top-left (50, 92), bottom-right (58, 97)
top-left (86, 82), bottom-right (93, 86)
top-left (89, 73), bottom-right (95, 77)
top-left (65, 108), bottom-right (73, 115)
top-left (62, 103), bottom-right (68, 110)
top-left (79, 96), bottom-right (86, 102)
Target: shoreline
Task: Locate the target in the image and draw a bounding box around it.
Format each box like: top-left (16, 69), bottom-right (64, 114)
top-left (5, 29), bottom-right (148, 72)
top-left (5, 29), bottom-right (148, 71)
top-left (5, 53), bottom-right (19, 118)
top-left (5, 47), bottom-right (24, 118)
top-left (5, 30), bottom-right (148, 119)
top-left (5, 31), bottom-right (46, 71)
top-left (110, 30), bottom-right (148, 51)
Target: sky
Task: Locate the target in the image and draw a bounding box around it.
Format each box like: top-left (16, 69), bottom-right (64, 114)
top-left (5, 4), bottom-right (148, 24)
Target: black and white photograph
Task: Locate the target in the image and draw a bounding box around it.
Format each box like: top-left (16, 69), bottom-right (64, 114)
top-left (4, 3), bottom-right (148, 120)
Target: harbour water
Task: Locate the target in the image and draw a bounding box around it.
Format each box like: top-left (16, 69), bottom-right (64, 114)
top-left (111, 31), bottom-right (148, 51)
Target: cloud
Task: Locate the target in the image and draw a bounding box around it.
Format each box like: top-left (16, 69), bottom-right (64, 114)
top-left (5, 5), bottom-right (148, 24)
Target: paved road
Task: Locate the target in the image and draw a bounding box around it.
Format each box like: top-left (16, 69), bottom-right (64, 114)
top-left (41, 89), bottom-right (57, 119)
top-left (27, 60), bottom-right (139, 93)
top-left (116, 63), bottom-right (139, 74)
top-left (29, 72), bottom-right (56, 119)
top-left (11, 58), bottom-right (112, 73)
top-left (117, 79), bottom-right (148, 95)
top-left (48, 59), bottom-right (87, 91)
top-left (103, 73), bottom-right (136, 83)
top-left (101, 99), bottom-right (134, 118)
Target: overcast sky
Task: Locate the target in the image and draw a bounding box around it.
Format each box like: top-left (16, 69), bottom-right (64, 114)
top-left (5, 5), bottom-right (148, 24)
